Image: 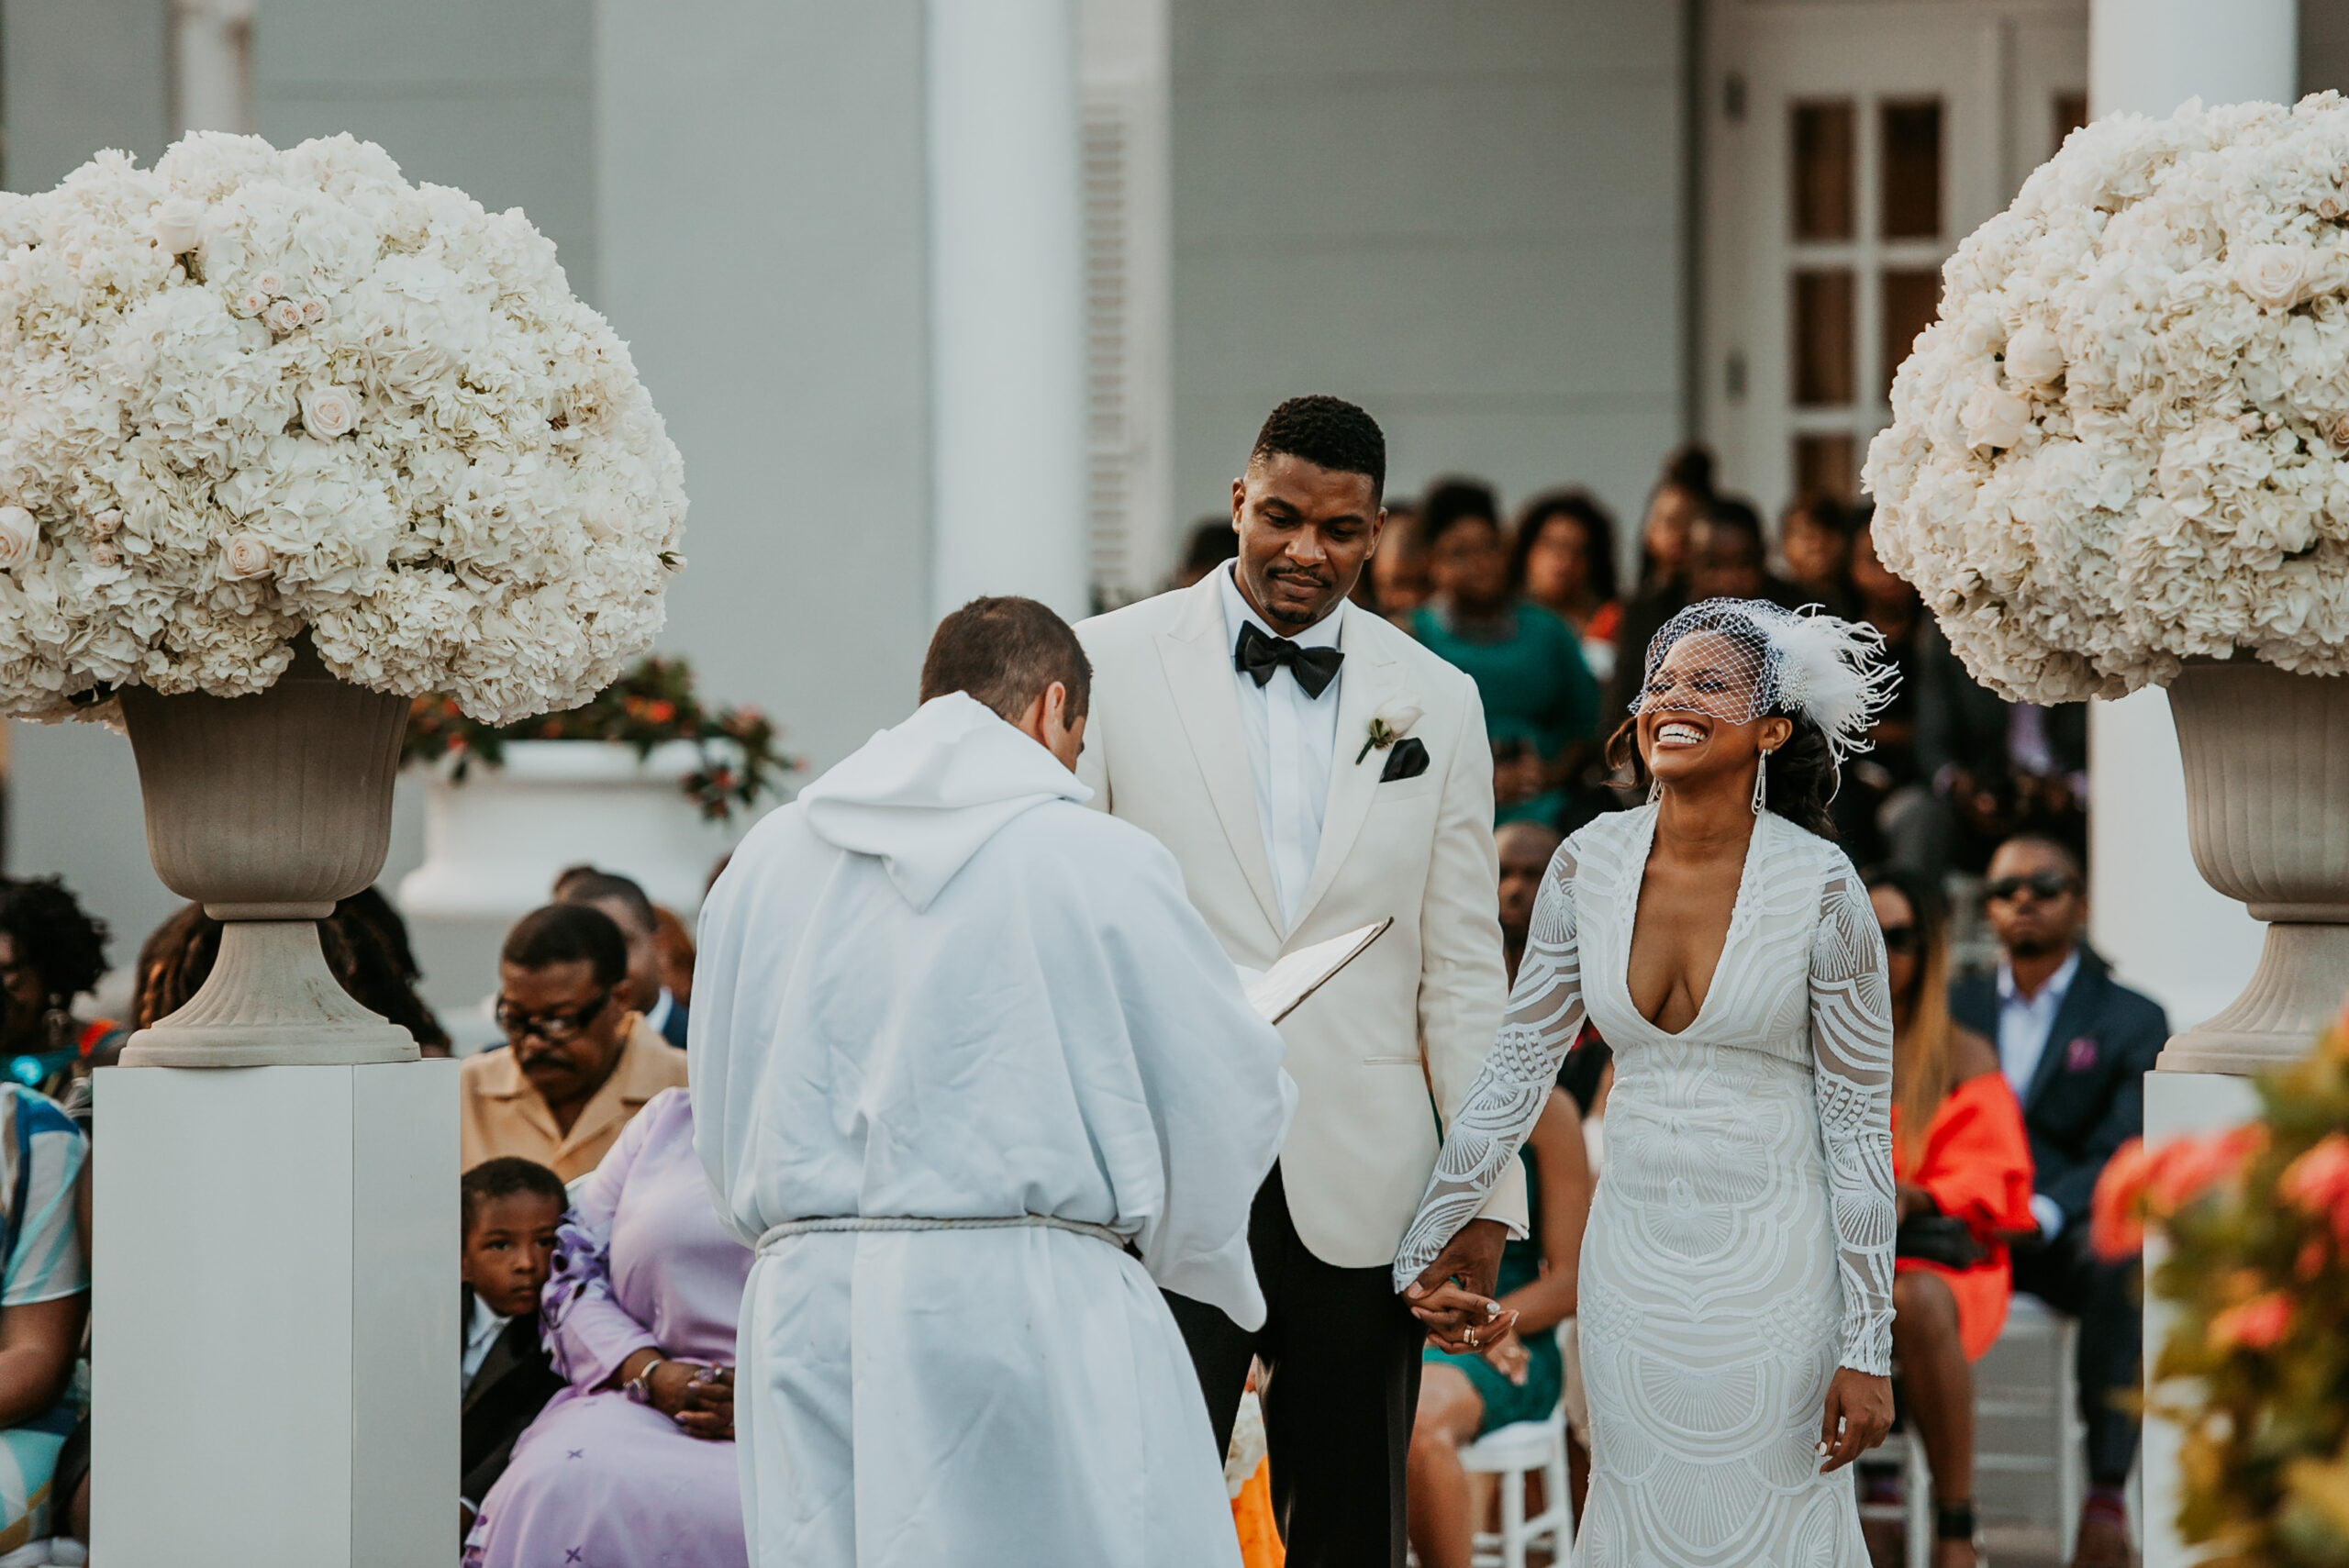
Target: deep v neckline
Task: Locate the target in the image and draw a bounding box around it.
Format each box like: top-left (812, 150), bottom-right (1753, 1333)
top-left (1620, 804), bottom-right (1769, 1040)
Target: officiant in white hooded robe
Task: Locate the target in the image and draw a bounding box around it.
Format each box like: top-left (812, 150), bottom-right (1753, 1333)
top-left (693, 595), bottom-right (1297, 1568)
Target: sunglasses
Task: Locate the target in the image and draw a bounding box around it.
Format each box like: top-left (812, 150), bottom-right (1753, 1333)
top-left (1984, 872), bottom-right (2076, 903)
top-left (494, 987), bottom-right (616, 1044)
top-left (1878, 924), bottom-right (1919, 957)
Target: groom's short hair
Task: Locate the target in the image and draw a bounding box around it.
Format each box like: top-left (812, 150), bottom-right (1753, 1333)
top-left (1250, 395), bottom-right (1386, 503)
top-left (921, 596), bottom-right (1093, 723)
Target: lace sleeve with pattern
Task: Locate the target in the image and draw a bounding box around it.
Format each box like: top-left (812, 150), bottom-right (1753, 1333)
top-left (1390, 843), bottom-right (1586, 1292)
top-left (1809, 869), bottom-right (1898, 1375)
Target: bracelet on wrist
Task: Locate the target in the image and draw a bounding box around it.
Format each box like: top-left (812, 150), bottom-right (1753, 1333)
top-left (623, 1354), bottom-right (665, 1404)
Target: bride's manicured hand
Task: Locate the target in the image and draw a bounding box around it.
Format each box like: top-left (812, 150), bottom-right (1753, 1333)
top-left (1817, 1367), bottom-right (1893, 1473)
top-left (1404, 1218), bottom-right (1516, 1351)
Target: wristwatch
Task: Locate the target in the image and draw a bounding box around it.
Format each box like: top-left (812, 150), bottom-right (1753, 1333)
top-left (624, 1355), bottom-right (665, 1404)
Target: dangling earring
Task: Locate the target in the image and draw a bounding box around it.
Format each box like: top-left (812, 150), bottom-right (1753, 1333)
top-left (1752, 749), bottom-right (1771, 815)
top-left (1646, 774), bottom-right (1662, 805)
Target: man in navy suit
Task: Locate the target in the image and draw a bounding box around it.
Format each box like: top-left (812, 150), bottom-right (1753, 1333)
top-left (1951, 833), bottom-right (2166, 1568)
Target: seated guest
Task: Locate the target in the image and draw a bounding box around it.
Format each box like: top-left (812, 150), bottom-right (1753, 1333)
top-left (0, 878), bottom-right (119, 1097)
top-left (1170, 515), bottom-right (1240, 590)
top-left (462, 1089), bottom-right (749, 1568)
top-left (651, 905), bottom-right (696, 1013)
top-left (1496, 819), bottom-right (1564, 989)
top-left (1603, 444), bottom-right (1712, 720)
top-left (557, 870), bottom-right (689, 1051)
top-left (1951, 835), bottom-right (2166, 1568)
top-left (0, 1084), bottom-right (90, 1556)
top-left (460, 904), bottom-right (687, 1180)
top-left (1366, 497), bottom-right (1427, 620)
top-left (1510, 489), bottom-right (1622, 683)
top-left (461, 1158), bottom-right (568, 1533)
top-left (1776, 492), bottom-right (1858, 617)
top-left (1684, 496), bottom-right (1807, 609)
top-left (1406, 1086), bottom-right (1592, 1568)
top-left (1867, 868), bottom-right (2033, 1568)
top-left (1410, 477), bottom-right (1599, 826)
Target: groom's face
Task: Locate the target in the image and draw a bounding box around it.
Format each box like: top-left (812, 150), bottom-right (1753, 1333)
top-left (1230, 454), bottom-right (1384, 632)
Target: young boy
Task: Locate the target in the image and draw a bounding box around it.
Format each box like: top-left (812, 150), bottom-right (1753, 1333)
top-left (459, 1157), bottom-right (568, 1528)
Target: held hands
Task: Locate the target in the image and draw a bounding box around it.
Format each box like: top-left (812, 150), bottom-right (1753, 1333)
top-left (1403, 1218), bottom-right (1519, 1354)
top-left (618, 1350), bottom-right (736, 1440)
top-left (1817, 1367), bottom-right (1893, 1473)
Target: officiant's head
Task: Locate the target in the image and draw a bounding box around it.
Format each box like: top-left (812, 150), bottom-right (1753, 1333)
top-left (922, 595), bottom-right (1093, 772)
top-left (1231, 395), bottom-right (1386, 633)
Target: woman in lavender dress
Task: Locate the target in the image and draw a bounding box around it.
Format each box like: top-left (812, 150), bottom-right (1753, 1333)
top-left (463, 1088), bottom-right (751, 1568)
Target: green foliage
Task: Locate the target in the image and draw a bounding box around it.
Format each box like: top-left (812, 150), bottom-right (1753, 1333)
top-left (403, 655), bottom-right (796, 823)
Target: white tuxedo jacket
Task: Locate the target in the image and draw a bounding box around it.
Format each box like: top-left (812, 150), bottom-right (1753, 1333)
top-left (1075, 575), bottom-right (1527, 1268)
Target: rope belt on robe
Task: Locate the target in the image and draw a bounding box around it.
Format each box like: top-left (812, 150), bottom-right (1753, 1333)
top-left (755, 1214), bottom-right (1133, 1254)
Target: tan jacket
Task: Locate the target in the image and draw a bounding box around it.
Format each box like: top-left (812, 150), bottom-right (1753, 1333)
top-left (459, 1017), bottom-right (689, 1181)
top-left (1075, 574), bottom-right (1527, 1268)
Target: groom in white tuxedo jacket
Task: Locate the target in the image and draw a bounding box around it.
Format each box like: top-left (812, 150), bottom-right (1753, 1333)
top-left (1076, 395), bottom-right (1526, 1567)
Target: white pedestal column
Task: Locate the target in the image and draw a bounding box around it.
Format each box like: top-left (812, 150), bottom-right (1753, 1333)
top-left (2083, 10), bottom-right (2296, 1561)
top-left (925, 0), bottom-right (1089, 624)
top-left (93, 1062), bottom-right (457, 1567)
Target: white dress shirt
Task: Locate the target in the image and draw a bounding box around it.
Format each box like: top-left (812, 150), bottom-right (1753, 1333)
top-left (1996, 946), bottom-right (2081, 1239)
top-left (462, 1294), bottom-right (510, 1388)
top-left (1216, 563), bottom-right (1343, 929)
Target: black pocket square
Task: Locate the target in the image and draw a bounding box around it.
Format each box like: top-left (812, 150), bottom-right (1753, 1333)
top-left (1379, 737), bottom-right (1430, 782)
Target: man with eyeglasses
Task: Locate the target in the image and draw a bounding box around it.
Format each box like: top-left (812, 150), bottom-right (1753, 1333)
top-left (1951, 832), bottom-right (2165, 1568)
top-left (459, 903), bottom-right (689, 1181)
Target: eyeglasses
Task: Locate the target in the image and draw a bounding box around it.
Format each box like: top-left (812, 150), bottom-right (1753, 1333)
top-left (494, 988), bottom-right (615, 1044)
top-left (1879, 925), bottom-right (1919, 957)
top-left (1984, 873), bottom-right (2076, 904)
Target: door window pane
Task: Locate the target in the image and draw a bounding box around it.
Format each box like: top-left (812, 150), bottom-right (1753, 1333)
top-left (1881, 268), bottom-right (1941, 399)
top-left (1879, 99), bottom-right (1942, 239)
top-left (1791, 101), bottom-right (1855, 241)
top-left (1793, 270), bottom-right (1855, 406)
top-left (1794, 435), bottom-right (1858, 505)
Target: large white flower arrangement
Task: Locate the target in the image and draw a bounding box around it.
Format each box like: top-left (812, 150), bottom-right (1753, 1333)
top-left (1865, 95), bottom-right (2349, 702)
top-left (0, 132), bottom-right (685, 724)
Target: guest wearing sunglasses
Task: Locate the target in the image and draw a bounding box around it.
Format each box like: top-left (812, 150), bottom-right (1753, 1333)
top-left (1950, 834), bottom-right (2165, 1568)
top-left (1865, 867), bottom-right (2034, 1568)
top-left (460, 904), bottom-right (690, 1180)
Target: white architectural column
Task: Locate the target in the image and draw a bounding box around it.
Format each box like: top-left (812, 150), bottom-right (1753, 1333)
top-left (172, 0), bottom-right (255, 135)
top-left (925, 0), bottom-right (1090, 623)
top-left (2086, 11), bottom-right (2295, 1563)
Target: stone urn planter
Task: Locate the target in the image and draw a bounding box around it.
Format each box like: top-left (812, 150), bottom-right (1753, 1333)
top-left (117, 639), bottom-right (418, 1066)
top-left (398, 740), bottom-right (737, 924)
top-left (2159, 660), bottom-right (2349, 1073)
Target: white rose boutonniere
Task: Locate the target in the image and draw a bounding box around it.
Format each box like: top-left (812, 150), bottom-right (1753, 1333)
top-left (1355, 696), bottom-right (1423, 764)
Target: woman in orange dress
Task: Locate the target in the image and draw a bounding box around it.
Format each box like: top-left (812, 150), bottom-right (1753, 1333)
top-left (1865, 867), bottom-right (2034, 1568)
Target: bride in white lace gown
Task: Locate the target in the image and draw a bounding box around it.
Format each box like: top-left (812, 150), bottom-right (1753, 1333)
top-left (1395, 600), bottom-right (1898, 1566)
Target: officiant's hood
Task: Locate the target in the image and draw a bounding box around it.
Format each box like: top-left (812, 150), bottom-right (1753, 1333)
top-left (798, 692), bottom-right (1092, 912)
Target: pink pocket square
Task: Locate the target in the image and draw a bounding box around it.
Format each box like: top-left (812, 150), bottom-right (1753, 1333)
top-left (2063, 1037), bottom-right (2099, 1072)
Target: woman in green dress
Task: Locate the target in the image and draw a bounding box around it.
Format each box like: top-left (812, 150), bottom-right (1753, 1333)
top-left (1409, 480), bottom-right (1600, 825)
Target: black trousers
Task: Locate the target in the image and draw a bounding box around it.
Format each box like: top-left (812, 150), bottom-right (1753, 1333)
top-left (2011, 1229), bottom-right (2141, 1485)
top-left (1164, 1165), bottom-right (1425, 1568)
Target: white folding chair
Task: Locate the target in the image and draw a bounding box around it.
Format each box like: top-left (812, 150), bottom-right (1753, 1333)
top-left (1456, 1320), bottom-right (1578, 1568)
top-left (1976, 1294), bottom-right (2086, 1559)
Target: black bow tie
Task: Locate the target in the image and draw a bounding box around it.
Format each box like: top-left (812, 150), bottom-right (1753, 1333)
top-left (1235, 621), bottom-right (1343, 699)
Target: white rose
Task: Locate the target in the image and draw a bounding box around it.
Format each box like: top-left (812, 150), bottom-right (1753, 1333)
top-left (262, 298), bottom-right (305, 335)
top-left (251, 270), bottom-right (285, 299)
top-left (90, 509), bottom-right (120, 541)
top-left (2329, 412), bottom-right (2349, 449)
top-left (300, 384), bottom-right (360, 439)
top-left (2236, 243), bottom-right (2310, 310)
top-left (0, 506), bottom-right (35, 570)
top-left (90, 543), bottom-right (119, 569)
top-left (151, 198), bottom-right (205, 255)
top-left (1960, 384), bottom-right (2032, 450)
top-left (300, 297), bottom-right (328, 325)
top-left (219, 532), bottom-right (273, 580)
top-left (232, 287), bottom-right (269, 318)
top-left (2004, 325), bottom-right (2065, 385)
top-left (1374, 697), bottom-right (1422, 738)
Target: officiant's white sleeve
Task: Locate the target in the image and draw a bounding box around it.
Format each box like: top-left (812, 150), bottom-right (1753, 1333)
top-left (1392, 842), bottom-right (1584, 1290)
top-left (1809, 869), bottom-right (1898, 1376)
top-left (1093, 831), bottom-right (1296, 1329)
top-left (1416, 683), bottom-right (1529, 1239)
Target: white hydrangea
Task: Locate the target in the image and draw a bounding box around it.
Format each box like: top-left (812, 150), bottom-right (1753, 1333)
top-left (1865, 94), bottom-right (2349, 702)
top-left (0, 132), bottom-right (685, 724)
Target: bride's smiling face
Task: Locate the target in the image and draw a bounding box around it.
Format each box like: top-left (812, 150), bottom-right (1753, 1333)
top-left (1636, 631), bottom-right (1791, 789)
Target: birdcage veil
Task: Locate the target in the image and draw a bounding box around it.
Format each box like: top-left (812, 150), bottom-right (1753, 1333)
top-left (1632, 598), bottom-right (1899, 772)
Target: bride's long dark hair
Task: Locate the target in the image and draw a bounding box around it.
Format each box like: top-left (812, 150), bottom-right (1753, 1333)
top-left (1605, 708), bottom-right (1841, 840)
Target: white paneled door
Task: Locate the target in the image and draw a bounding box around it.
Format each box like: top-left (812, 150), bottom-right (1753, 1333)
top-left (1700, 0), bottom-right (2087, 514)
